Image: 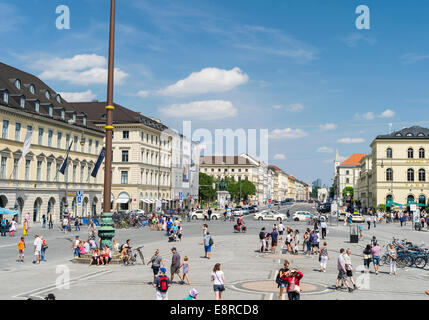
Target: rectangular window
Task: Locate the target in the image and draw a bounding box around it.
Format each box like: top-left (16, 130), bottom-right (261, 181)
top-left (74, 136), bottom-right (78, 151)
top-left (15, 123), bottom-right (21, 141)
top-left (36, 160), bottom-right (42, 181)
top-left (65, 134), bottom-right (70, 149)
top-left (56, 163), bottom-right (60, 182)
top-left (48, 130), bottom-right (53, 147)
top-left (87, 166), bottom-right (92, 182)
top-left (121, 171), bottom-right (128, 184)
top-left (122, 150), bottom-right (129, 162)
top-left (46, 161), bottom-right (52, 181)
top-left (13, 158), bottom-right (19, 179)
top-left (57, 131), bottom-right (62, 148)
top-left (2, 119), bottom-right (9, 139)
top-left (123, 131), bottom-right (129, 139)
top-left (95, 140), bottom-right (99, 154)
top-left (27, 125), bottom-right (33, 134)
top-left (72, 164), bottom-right (77, 182)
top-left (0, 156), bottom-right (7, 179)
top-left (80, 165), bottom-right (84, 183)
top-left (25, 160), bottom-right (30, 181)
top-left (88, 139), bottom-right (93, 154)
top-left (81, 140), bottom-right (84, 153)
top-left (38, 128), bottom-right (44, 145)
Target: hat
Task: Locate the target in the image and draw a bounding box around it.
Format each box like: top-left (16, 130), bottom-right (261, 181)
top-left (44, 293), bottom-right (56, 300)
top-left (171, 247), bottom-right (177, 251)
top-left (160, 267), bottom-right (166, 273)
top-left (189, 288), bottom-right (199, 297)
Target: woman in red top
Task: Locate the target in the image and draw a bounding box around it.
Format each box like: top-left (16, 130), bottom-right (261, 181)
top-left (286, 269), bottom-right (303, 300)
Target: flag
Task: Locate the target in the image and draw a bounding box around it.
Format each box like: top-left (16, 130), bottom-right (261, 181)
top-left (59, 141), bottom-right (73, 175)
top-left (19, 129), bottom-right (33, 162)
top-left (91, 147), bottom-right (106, 178)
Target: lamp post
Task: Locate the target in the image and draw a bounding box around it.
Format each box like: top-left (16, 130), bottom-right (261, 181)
top-left (98, 0), bottom-right (116, 249)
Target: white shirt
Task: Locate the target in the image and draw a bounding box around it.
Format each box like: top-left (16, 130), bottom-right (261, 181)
top-left (211, 271), bottom-right (224, 285)
top-left (278, 224), bottom-right (284, 232)
top-left (34, 237), bottom-right (42, 251)
top-left (9, 221), bottom-right (16, 231)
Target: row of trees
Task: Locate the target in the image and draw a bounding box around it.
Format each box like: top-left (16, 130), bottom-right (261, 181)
top-left (199, 172), bottom-right (256, 203)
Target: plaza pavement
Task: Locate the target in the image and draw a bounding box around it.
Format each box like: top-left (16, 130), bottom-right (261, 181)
top-left (0, 203), bottom-right (428, 300)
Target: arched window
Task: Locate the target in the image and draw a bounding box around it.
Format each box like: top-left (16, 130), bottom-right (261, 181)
top-left (14, 79), bottom-right (21, 89)
top-left (408, 148), bottom-right (414, 159)
top-left (407, 168), bottom-right (415, 182)
top-left (386, 168), bottom-right (393, 181)
top-left (418, 169), bottom-right (426, 182)
top-left (29, 84), bottom-right (35, 94)
top-left (386, 148), bottom-right (392, 159)
top-left (419, 195), bottom-right (426, 205)
top-left (419, 148), bottom-right (425, 159)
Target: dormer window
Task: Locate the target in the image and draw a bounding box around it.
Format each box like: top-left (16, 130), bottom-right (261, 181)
top-left (29, 85), bottom-right (35, 94)
top-left (3, 92), bottom-right (8, 103)
top-left (56, 95), bottom-right (61, 103)
top-left (418, 133), bottom-right (425, 137)
top-left (395, 133), bottom-right (402, 137)
top-left (14, 79), bottom-right (21, 89)
top-left (82, 117), bottom-right (87, 126)
top-left (20, 97), bottom-right (25, 108)
top-left (48, 106), bottom-right (53, 117)
top-left (45, 90), bottom-right (50, 100)
top-left (72, 113), bottom-right (76, 122)
top-left (406, 133), bottom-right (413, 137)
top-left (61, 110), bottom-right (65, 120)
top-left (35, 101), bottom-right (40, 113)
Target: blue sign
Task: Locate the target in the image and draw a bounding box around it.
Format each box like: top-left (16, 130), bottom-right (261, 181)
top-left (77, 196), bottom-right (82, 204)
top-left (179, 192), bottom-right (183, 201)
top-left (268, 204), bottom-right (272, 209)
top-left (76, 190), bottom-right (83, 197)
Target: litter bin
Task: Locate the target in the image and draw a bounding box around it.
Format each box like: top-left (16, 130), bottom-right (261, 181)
top-left (350, 225), bottom-right (359, 243)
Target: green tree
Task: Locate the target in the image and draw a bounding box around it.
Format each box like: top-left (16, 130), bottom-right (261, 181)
top-left (329, 186), bottom-right (335, 199)
top-left (226, 179), bottom-right (256, 202)
top-left (199, 172), bottom-right (216, 201)
top-left (342, 186), bottom-right (354, 199)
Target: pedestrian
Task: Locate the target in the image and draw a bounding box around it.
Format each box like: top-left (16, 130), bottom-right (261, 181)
top-left (292, 230), bottom-right (300, 254)
top-left (319, 242), bottom-right (329, 272)
top-left (75, 217), bottom-right (80, 231)
top-left (23, 219), bottom-right (29, 236)
top-left (278, 221), bottom-right (284, 240)
top-left (271, 228), bottom-right (278, 253)
top-left (33, 234), bottom-right (42, 264)
top-left (202, 224), bottom-right (208, 239)
top-left (371, 242), bottom-right (381, 275)
top-left (42, 215), bottom-right (46, 228)
top-left (40, 236), bottom-right (48, 262)
top-left (73, 236), bottom-right (80, 257)
top-left (180, 256), bottom-right (191, 285)
top-left (259, 228), bottom-right (266, 253)
top-left (8, 218), bottom-right (17, 237)
top-left (48, 212), bottom-right (53, 229)
top-left (358, 224), bottom-right (364, 239)
top-left (210, 263), bottom-right (225, 300)
top-left (170, 247), bottom-right (184, 283)
top-left (208, 208), bottom-right (212, 220)
top-left (335, 248), bottom-right (353, 292)
top-left (177, 225), bottom-right (183, 242)
top-left (277, 260), bottom-right (290, 300)
top-left (286, 268), bottom-right (303, 301)
top-left (303, 229), bottom-right (310, 254)
top-left (344, 249), bottom-right (358, 290)
top-left (372, 214), bottom-right (376, 228)
top-left (153, 267), bottom-right (170, 300)
top-left (320, 219), bottom-right (327, 239)
top-left (204, 232), bottom-right (213, 259)
top-left (388, 243), bottom-right (397, 275)
top-left (17, 237), bottom-right (25, 263)
top-left (362, 244), bottom-right (372, 272)
top-left (183, 288), bottom-right (199, 300)
top-left (147, 249), bottom-right (166, 282)
top-left (1, 217), bottom-right (6, 236)
top-left (311, 230), bottom-right (319, 255)
top-left (62, 217), bottom-right (68, 234)
top-left (365, 215), bottom-right (371, 230)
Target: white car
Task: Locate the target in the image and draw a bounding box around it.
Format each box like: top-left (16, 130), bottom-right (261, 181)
top-left (254, 210), bottom-right (286, 222)
top-left (352, 213), bottom-right (365, 222)
top-left (191, 210), bottom-right (221, 220)
top-left (292, 211), bottom-right (312, 222)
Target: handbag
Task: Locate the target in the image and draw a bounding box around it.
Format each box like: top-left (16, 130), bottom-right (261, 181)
top-left (209, 236), bottom-right (214, 246)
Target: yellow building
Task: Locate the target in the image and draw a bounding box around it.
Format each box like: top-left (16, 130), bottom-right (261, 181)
top-left (0, 62), bottom-right (104, 224)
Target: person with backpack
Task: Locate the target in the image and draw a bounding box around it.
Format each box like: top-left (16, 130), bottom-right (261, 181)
top-left (153, 267), bottom-right (170, 300)
top-left (204, 232), bottom-right (213, 259)
top-left (276, 260), bottom-right (290, 300)
top-left (259, 228), bottom-right (266, 253)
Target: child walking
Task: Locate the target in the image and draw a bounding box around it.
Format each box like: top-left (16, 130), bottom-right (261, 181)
top-left (180, 256), bottom-right (191, 285)
top-left (17, 237), bottom-right (25, 263)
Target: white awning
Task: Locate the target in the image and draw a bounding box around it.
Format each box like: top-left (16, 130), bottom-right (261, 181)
top-left (150, 199), bottom-right (156, 203)
top-left (143, 199), bottom-right (151, 204)
top-left (116, 198), bottom-right (129, 204)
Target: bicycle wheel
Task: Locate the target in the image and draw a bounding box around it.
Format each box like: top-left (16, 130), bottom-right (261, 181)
top-left (396, 257), bottom-right (408, 268)
top-left (414, 257), bottom-right (427, 269)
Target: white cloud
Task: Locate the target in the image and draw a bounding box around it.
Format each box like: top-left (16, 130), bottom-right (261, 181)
top-left (157, 67), bottom-right (249, 97)
top-left (401, 53), bottom-right (429, 64)
top-left (272, 105), bottom-right (282, 110)
top-left (379, 109), bottom-right (395, 118)
top-left (273, 154), bottom-right (286, 160)
top-left (269, 128), bottom-right (307, 139)
top-left (355, 112), bottom-right (375, 120)
top-left (341, 33), bottom-right (376, 47)
top-left (137, 90), bottom-right (150, 98)
top-left (36, 54), bottom-right (129, 85)
top-left (317, 146), bottom-right (334, 153)
top-left (337, 138), bottom-right (365, 144)
top-left (158, 100), bottom-right (237, 120)
top-left (320, 123), bottom-right (337, 131)
top-left (287, 103), bottom-right (304, 112)
top-left (59, 90), bottom-right (96, 102)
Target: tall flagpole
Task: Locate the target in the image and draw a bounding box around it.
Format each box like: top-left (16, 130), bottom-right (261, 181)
top-left (99, 0), bottom-right (116, 249)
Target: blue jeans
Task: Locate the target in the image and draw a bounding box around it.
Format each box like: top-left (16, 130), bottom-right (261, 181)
top-left (306, 241), bottom-right (311, 253)
top-left (75, 225), bottom-right (80, 231)
top-left (41, 248), bottom-right (46, 261)
top-left (42, 221), bottom-right (46, 228)
top-left (288, 292), bottom-right (300, 300)
top-left (74, 248), bottom-right (80, 257)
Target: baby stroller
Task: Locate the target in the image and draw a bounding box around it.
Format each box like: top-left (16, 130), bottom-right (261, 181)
top-left (233, 224), bottom-right (247, 233)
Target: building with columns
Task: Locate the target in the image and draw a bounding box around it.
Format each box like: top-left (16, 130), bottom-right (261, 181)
top-left (0, 62), bottom-right (103, 224)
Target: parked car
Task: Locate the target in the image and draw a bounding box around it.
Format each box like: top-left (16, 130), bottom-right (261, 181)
top-left (292, 211), bottom-right (313, 222)
top-left (249, 205), bottom-right (259, 212)
top-left (233, 206), bottom-right (249, 216)
top-left (352, 213), bottom-right (365, 222)
top-left (191, 210), bottom-right (221, 220)
top-left (254, 210), bottom-right (286, 222)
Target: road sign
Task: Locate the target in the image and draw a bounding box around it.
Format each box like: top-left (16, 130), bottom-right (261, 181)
top-left (179, 192), bottom-right (183, 201)
top-left (268, 204), bottom-right (272, 209)
top-left (76, 190), bottom-right (83, 197)
top-left (189, 195), bottom-right (193, 199)
top-left (77, 196), bottom-right (82, 204)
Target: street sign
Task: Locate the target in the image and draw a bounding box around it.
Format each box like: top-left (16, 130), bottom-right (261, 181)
top-left (189, 195), bottom-right (193, 199)
top-left (76, 190), bottom-right (83, 197)
top-left (77, 196), bottom-right (82, 204)
top-left (179, 192), bottom-right (183, 201)
top-left (268, 204), bottom-right (272, 209)
top-left (410, 204), bottom-right (417, 212)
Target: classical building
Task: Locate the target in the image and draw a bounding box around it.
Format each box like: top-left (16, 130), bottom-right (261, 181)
top-left (333, 152), bottom-right (366, 202)
top-left (268, 165), bottom-right (289, 201)
top-left (0, 62), bottom-right (103, 224)
top-left (73, 101), bottom-right (174, 213)
top-left (356, 126), bottom-right (429, 210)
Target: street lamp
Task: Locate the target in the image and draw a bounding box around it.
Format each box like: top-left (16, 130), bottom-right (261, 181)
top-left (98, 0), bottom-right (116, 249)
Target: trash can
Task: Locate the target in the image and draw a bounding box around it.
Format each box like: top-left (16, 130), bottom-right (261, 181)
top-left (350, 225), bottom-right (359, 243)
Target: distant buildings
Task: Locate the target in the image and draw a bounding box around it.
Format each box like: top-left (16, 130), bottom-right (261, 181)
top-left (333, 151), bottom-right (366, 202)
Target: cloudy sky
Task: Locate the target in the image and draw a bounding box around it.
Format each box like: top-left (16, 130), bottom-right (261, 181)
top-left (2, 0), bottom-right (429, 185)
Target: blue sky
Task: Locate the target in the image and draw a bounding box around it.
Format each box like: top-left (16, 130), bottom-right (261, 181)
top-left (2, 0), bottom-right (429, 185)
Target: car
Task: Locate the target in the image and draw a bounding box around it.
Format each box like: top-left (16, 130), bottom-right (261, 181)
top-left (254, 210), bottom-right (286, 222)
top-left (318, 203), bottom-right (332, 214)
top-left (191, 210), bottom-right (221, 220)
top-left (352, 213), bottom-right (365, 222)
top-left (337, 211), bottom-right (346, 221)
top-left (249, 205), bottom-right (259, 212)
top-left (292, 211), bottom-right (313, 222)
top-left (248, 207), bottom-right (256, 214)
top-left (233, 206), bottom-right (249, 216)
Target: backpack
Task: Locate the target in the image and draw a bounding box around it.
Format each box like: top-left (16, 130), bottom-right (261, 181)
top-left (157, 275), bottom-right (169, 292)
top-left (275, 269), bottom-right (287, 286)
top-left (209, 236), bottom-right (214, 246)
